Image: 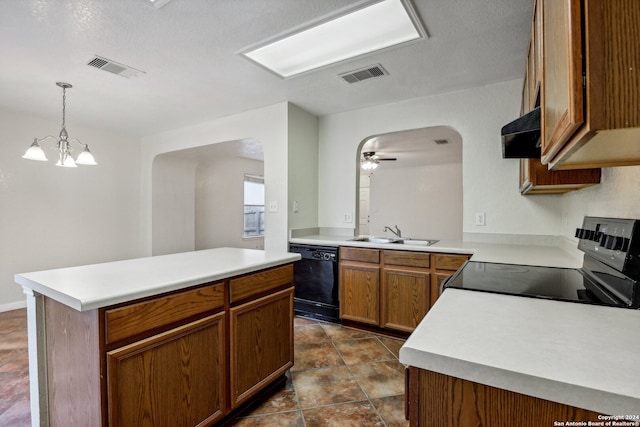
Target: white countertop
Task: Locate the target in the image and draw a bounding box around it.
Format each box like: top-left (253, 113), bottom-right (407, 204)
top-left (15, 248), bottom-right (300, 311)
top-left (399, 288), bottom-right (640, 414)
top-left (290, 234), bottom-right (583, 268)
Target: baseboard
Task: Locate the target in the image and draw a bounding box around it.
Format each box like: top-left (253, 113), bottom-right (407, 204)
top-left (0, 299), bottom-right (27, 312)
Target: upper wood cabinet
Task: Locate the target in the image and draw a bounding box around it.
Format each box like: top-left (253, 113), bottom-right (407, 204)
top-left (517, 0), bottom-right (601, 195)
top-left (519, 157), bottom-right (600, 194)
top-left (540, 0), bottom-right (640, 169)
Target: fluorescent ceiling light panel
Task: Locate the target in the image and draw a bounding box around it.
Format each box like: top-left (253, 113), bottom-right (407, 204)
top-left (143, 0), bottom-right (173, 9)
top-left (242, 0), bottom-right (424, 78)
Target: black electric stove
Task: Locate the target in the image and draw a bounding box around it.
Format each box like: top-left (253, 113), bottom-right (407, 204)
top-left (443, 216), bottom-right (640, 308)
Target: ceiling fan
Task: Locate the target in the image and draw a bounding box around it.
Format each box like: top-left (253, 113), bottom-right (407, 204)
top-left (361, 151), bottom-right (397, 170)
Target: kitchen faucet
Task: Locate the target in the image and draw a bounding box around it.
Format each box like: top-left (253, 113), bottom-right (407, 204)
top-left (383, 225), bottom-right (402, 238)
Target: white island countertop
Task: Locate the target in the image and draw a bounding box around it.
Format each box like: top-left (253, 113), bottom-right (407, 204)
top-left (15, 248), bottom-right (301, 311)
top-left (400, 288), bottom-right (640, 414)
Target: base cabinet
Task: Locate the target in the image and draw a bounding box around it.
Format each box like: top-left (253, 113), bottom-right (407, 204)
top-left (230, 287), bottom-right (294, 408)
top-left (406, 367), bottom-right (601, 426)
top-left (381, 266), bottom-right (430, 332)
top-left (339, 247), bottom-right (469, 333)
top-left (42, 263), bottom-right (294, 427)
top-left (106, 313), bottom-right (226, 427)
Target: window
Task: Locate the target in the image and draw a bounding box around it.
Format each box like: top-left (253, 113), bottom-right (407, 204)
top-left (243, 174), bottom-right (265, 238)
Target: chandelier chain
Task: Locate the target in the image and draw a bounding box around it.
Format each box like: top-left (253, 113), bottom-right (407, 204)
top-left (62, 86), bottom-right (66, 129)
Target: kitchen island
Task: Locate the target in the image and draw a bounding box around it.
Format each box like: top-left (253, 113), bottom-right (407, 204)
top-left (15, 247), bottom-right (301, 427)
top-left (400, 288), bottom-right (640, 425)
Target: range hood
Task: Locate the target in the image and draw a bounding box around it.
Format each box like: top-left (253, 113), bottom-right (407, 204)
top-left (501, 107), bottom-right (541, 158)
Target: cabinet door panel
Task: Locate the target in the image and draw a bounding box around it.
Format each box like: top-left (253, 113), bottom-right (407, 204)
top-left (381, 267), bottom-right (430, 332)
top-left (541, 0), bottom-right (584, 163)
top-left (230, 287), bottom-right (294, 408)
top-left (106, 313), bottom-right (226, 427)
top-left (339, 262), bottom-right (380, 325)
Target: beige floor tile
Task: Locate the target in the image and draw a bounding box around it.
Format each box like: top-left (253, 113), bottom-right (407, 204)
top-left (302, 401), bottom-right (384, 427)
top-left (294, 324), bottom-right (330, 344)
top-left (349, 360), bottom-right (406, 399)
top-left (231, 410), bottom-right (304, 426)
top-left (333, 338), bottom-right (395, 365)
top-left (292, 365), bottom-right (366, 408)
top-left (292, 341), bottom-right (344, 372)
top-left (320, 323), bottom-right (374, 341)
top-left (378, 336), bottom-right (405, 359)
top-left (371, 395), bottom-right (410, 427)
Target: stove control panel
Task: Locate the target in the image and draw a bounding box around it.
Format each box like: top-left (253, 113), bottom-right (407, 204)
top-left (576, 216), bottom-right (639, 279)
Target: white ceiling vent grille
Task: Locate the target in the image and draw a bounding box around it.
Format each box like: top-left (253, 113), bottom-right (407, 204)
top-left (339, 64), bottom-right (388, 84)
top-left (434, 139), bottom-right (450, 145)
top-left (87, 55), bottom-right (146, 78)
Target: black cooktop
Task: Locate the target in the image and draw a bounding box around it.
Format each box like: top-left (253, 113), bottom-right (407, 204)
top-left (443, 261), bottom-right (624, 307)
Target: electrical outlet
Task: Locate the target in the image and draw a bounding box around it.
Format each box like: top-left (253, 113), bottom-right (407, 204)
top-left (343, 212), bottom-right (353, 223)
top-left (475, 212), bottom-right (486, 226)
top-left (269, 201), bottom-right (278, 212)
top-left (292, 200), bottom-right (300, 213)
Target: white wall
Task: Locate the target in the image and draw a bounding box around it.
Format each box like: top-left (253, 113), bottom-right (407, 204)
top-left (195, 157), bottom-right (264, 250)
top-left (562, 166), bottom-right (640, 236)
top-left (368, 163), bottom-right (463, 240)
top-left (287, 104), bottom-right (319, 231)
top-left (319, 79), bottom-right (564, 237)
top-left (152, 155), bottom-right (196, 255)
top-left (318, 79), bottom-right (640, 242)
top-left (141, 103), bottom-right (290, 254)
top-left (0, 108), bottom-right (143, 309)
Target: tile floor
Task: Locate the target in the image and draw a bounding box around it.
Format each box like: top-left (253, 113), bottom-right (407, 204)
top-left (0, 310), bottom-right (408, 426)
top-left (231, 316), bottom-right (408, 426)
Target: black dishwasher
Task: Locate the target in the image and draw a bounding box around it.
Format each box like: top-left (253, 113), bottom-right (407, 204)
top-left (289, 244), bottom-right (340, 323)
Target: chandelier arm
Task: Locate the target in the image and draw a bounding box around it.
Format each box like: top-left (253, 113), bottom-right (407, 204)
top-left (34, 135), bottom-right (60, 144)
top-left (67, 138), bottom-right (88, 148)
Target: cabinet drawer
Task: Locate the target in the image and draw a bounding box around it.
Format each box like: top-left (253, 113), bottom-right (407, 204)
top-left (230, 264), bottom-right (293, 304)
top-left (433, 254), bottom-right (469, 271)
top-left (383, 250), bottom-right (430, 268)
top-left (340, 247), bottom-right (380, 263)
top-left (104, 282), bottom-right (224, 345)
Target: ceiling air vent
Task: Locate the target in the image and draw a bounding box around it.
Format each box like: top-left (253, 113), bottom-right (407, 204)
top-left (434, 139), bottom-right (450, 145)
top-left (339, 64), bottom-right (388, 84)
top-left (87, 55), bottom-right (146, 78)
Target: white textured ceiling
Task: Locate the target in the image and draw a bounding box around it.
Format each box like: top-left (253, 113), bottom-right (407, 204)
top-left (0, 0), bottom-right (532, 137)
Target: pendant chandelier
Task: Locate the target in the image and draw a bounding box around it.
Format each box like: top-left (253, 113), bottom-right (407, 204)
top-left (22, 82), bottom-right (97, 168)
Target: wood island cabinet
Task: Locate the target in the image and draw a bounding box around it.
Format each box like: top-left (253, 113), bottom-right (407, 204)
top-left (106, 313), bottom-right (226, 427)
top-left (540, 0), bottom-right (640, 169)
top-left (230, 287), bottom-right (294, 409)
top-left (339, 247), bottom-right (469, 334)
top-left (406, 367), bottom-right (601, 427)
top-left (42, 263), bottom-right (295, 427)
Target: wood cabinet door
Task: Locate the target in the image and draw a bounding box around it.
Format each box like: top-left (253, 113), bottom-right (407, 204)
top-left (541, 0), bottom-right (584, 163)
top-left (229, 287), bottom-right (294, 409)
top-left (381, 267), bottom-right (430, 332)
top-left (106, 313), bottom-right (226, 427)
top-left (339, 261), bottom-right (380, 325)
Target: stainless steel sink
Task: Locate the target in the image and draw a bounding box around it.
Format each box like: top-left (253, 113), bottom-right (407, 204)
top-left (349, 236), bottom-right (403, 244)
top-left (402, 238), bottom-right (439, 246)
top-left (349, 236), bottom-right (439, 246)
